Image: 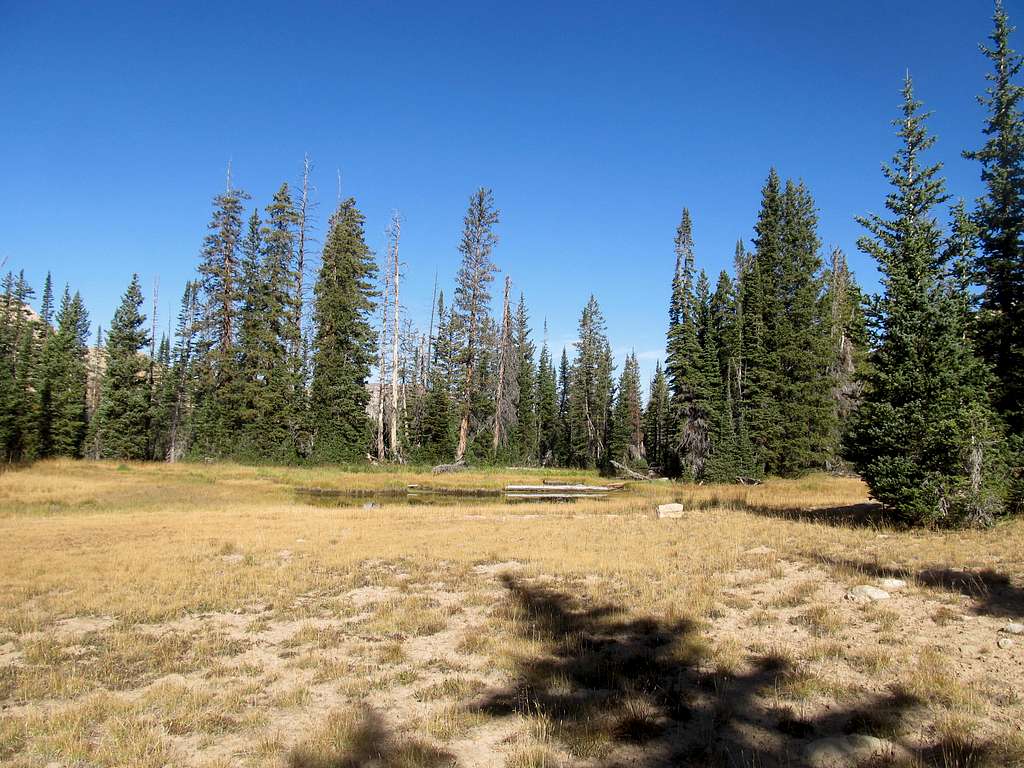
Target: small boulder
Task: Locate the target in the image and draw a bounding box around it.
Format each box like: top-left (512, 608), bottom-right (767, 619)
top-left (997, 638), bottom-right (1014, 650)
top-left (1001, 622), bottom-right (1024, 635)
top-left (803, 734), bottom-right (908, 768)
top-left (877, 577), bottom-right (907, 590)
top-left (657, 503), bottom-right (686, 519)
top-left (846, 585), bottom-right (891, 603)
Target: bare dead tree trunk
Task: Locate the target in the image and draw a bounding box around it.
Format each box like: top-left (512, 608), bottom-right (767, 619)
top-left (426, 269), bottom-right (437, 373)
top-left (493, 276), bottom-right (512, 453)
top-left (376, 258), bottom-right (389, 462)
top-left (388, 212), bottom-right (402, 461)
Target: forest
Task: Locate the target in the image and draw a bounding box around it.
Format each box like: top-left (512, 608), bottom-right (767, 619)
top-left (2, 6), bottom-right (1023, 529)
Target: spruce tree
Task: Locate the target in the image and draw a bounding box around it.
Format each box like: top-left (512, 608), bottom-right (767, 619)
top-left (453, 188), bottom-right (500, 461)
top-left (610, 352), bottom-right (644, 465)
top-left (536, 327), bottom-right (558, 464)
top-left (167, 281), bottom-right (200, 461)
top-left (39, 289), bottom-right (90, 457)
top-left (643, 361), bottom-right (670, 471)
top-left (512, 294), bottom-right (537, 461)
top-left (567, 296), bottom-right (614, 468)
top-left (93, 275), bottom-right (151, 460)
top-left (964, 0), bottom-right (1024, 435)
top-left (665, 209), bottom-right (713, 478)
top-left (192, 177), bottom-right (248, 457)
top-left (309, 198), bottom-right (378, 462)
top-left (556, 348), bottom-right (571, 465)
top-left (421, 291), bottom-right (456, 460)
top-left (848, 75), bottom-right (1010, 526)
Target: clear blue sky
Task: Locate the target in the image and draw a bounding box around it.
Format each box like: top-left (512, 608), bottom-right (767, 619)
top-left (1, 1), bottom-right (1014, 384)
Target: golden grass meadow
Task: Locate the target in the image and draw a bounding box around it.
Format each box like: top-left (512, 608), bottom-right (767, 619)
top-left (1, 460), bottom-right (1023, 767)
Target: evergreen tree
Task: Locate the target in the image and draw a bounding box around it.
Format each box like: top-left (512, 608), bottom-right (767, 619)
top-left (824, 247), bottom-right (868, 463)
top-left (964, 0), bottom-right (1024, 434)
top-left (665, 209), bottom-right (714, 478)
top-left (39, 289), bottom-right (90, 457)
top-left (610, 351), bottom-right (644, 465)
top-left (567, 296), bottom-right (614, 468)
top-left (167, 281), bottom-right (200, 461)
top-left (192, 177), bottom-right (248, 457)
top-left (40, 272), bottom-right (54, 327)
top-left (93, 275), bottom-right (151, 460)
top-left (512, 294), bottom-right (537, 461)
top-left (309, 198), bottom-right (378, 462)
top-left (234, 186), bottom-right (302, 461)
top-left (848, 75), bottom-right (1010, 526)
top-left (536, 327), bottom-right (558, 464)
top-left (643, 361), bottom-right (670, 471)
top-left (453, 188), bottom-right (500, 461)
top-left (556, 348), bottom-right (572, 465)
top-left (421, 291), bottom-right (456, 460)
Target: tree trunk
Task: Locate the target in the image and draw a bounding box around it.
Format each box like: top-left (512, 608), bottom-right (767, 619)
top-left (388, 213), bottom-right (401, 460)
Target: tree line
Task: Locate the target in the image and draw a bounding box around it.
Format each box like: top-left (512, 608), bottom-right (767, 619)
top-left (1, 3), bottom-right (1022, 526)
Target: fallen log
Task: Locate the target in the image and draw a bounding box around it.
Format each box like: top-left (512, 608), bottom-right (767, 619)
top-left (431, 459), bottom-right (467, 475)
top-left (506, 493), bottom-right (608, 500)
top-left (506, 484), bottom-right (612, 493)
top-left (610, 460), bottom-right (650, 481)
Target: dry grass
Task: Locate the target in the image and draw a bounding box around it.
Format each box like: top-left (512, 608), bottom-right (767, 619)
top-left (1, 459), bottom-right (1022, 767)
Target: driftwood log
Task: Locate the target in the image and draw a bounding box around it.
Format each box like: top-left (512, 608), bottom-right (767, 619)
top-left (431, 458), bottom-right (467, 475)
top-left (610, 460), bottom-right (651, 481)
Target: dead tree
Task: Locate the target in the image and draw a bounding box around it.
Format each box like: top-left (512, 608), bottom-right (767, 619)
top-left (387, 212), bottom-right (402, 461)
top-left (376, 251), bottom-right (390, 462)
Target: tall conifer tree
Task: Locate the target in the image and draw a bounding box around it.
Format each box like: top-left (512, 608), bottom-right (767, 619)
top-left (848, 76), bottom-right (1010, 526)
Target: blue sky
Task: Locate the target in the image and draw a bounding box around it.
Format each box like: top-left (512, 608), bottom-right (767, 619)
top-left (1, 1), bottom-right (1014, 384)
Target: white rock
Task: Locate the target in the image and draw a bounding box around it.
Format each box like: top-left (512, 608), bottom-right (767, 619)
top-left (657, 503), bottom-right (686, 519)
top-left (998, 638), bottom-right (1014, 650)
top-left (877, 578), bottom-right (907, 590)
top-left (1001, 622), bottom-right (1024, 635)
top-left (847, 585), bottom-right (891, 603)
top-left (803, 735), bottom-right (908, 768)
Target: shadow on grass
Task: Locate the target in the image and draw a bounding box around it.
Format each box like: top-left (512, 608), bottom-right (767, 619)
top-left (472, 575), bottom-right (1005, 768)
top-left (287, 706), bottom-right (454, 768)
top-left (818, 555), bottom-right (1024, 620)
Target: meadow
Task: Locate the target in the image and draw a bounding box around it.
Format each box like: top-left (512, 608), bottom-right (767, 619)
top-left (1, 460), bottom-right (1023, 767)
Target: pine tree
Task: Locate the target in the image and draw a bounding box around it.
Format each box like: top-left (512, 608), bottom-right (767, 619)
top-left (848, 75), bottom-right (1010, 526)
top-left (512, 293), bottom-right (537, 461)
top-left (421, 291), bottom-right (456, 460)
top-left (643, 361), bottom-right (670, 471)
top-left (167, 281), bottom-right (200, 461)
top-left (556, 348), bottom-right (572, 465)
top-left (234, 186), bottom-right (302, 461)
top-left (610, 351), bottom-right (644, 465)
top-left (665, 209), bottom-right (713, 478)
top-left (40, 272), bottom-right (54, 327)
top-left (772, 179), bottom-right (835, 475)
top-left (192, 176), bottom-right (248, 457)
top-left (536, 326), bottom-right (558, 465)
top-left (567, 296), bottom-right (614, 468)
top-left (39, 289), bottom-right (90, 457)
top-left (824, 248), bottom-right (868, 463)
top-left (93, 275), bottom-right (151, 460)
top-left (309, 198), bottom-right (378, 462)
top-left (453, 188), bottom-right (500, 461)
top-left (964, 0), bottom-right (1024, 435)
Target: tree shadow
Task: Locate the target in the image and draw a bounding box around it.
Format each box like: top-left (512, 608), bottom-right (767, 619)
top-left (740, 501), bottom-right (891, 528)
top-left (817, 555), bottom-right (1024, 620)
top-left (287, 705), bottom-right (455, 768)
top-left (472, 575), bottom-right (1000, 767)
